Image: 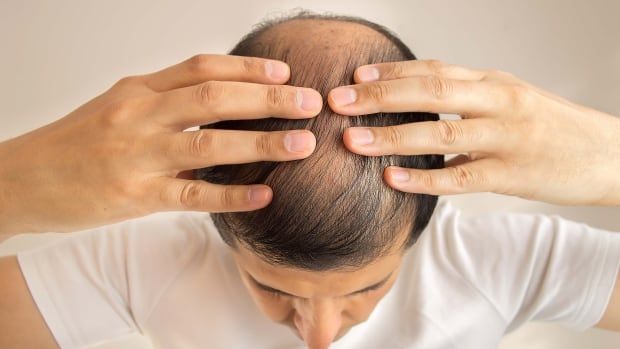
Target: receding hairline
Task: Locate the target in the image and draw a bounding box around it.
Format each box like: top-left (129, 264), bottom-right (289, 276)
top-left (257, 17), bottom-right (392, 46)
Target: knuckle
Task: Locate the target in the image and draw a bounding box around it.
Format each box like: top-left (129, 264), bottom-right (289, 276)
top-left (218, 187), bottom-right (238, 209)
top-left (255, 133), bottom-right (274, 156)
top-left (497, 69), bottom-right (516, 79)
top-left (505, 84), bottom-right (535, 111)
top-left (435, 120), bottom-right (463, 146)
top-left (104, 97), bottom-right (142, 125)
top-left (178, 182), bottom-right (203, 209)
top-left (449, 166), bottom-right (478, 189)
top-left (265, 85), bottom-right (287, 109)
top-left (114, 177), bottom-right (140, 201)
top-left (113, 75), bottom-right (141, 88)
top-left (384, 126), bottom-right (404, 147)
top-left (419, 171), bottom-right (436, 190)
top-left (422, 75), bottom-right (453, 99)
top-left (385, 62), bottom-right (405, 79)
top-left (485, 69), bottom-right (504, 77)
top-left (188, 54), bottom-right (214, 74)
top-left (485, 69), bottom-right (518, 83)
top-left (241, 57), bottom-right (260, 75)
top-left (195, 81), bottom-right (223, 109)
top-left (187, 131), bottom-right (213, 157)
top-left (426, 60), bottom-right (446, 76)
top-left (365, 82), bottom-right (391, 103)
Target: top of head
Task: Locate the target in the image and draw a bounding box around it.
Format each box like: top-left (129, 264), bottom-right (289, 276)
top-left (196, 12), bottom-right (444, 271)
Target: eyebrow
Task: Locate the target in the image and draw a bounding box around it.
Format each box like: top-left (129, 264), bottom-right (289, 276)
top-left (248, 272), bottom-right (393, 299)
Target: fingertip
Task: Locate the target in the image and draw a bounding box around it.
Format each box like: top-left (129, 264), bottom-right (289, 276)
top-left (385, 166), bottom-right (411, 182)
top-left (284, 130), bottom-right (317, 157)
top-left (342, 128), bottom-right (382, 156)
top-left (328, 86), bottom-right (358, 108)
top-left (355, 65), bottom-right (380, 83)
top-left (248, 185), bottom-right (273, 208)
top-left (265, 60), bottom-right (290, 82)
top-left (342, 129), bottom-right (363, 154)
top-left (296, 88), bottom-right (323, 114)
top-left (306, 131), bottom-right (317, 154)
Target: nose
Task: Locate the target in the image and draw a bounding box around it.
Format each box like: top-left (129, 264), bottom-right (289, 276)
top-left (294, 299), bottom-right (342, 349)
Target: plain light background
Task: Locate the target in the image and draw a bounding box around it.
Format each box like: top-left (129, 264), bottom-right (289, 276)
top-left (0, 0), bottom-right (619, 348)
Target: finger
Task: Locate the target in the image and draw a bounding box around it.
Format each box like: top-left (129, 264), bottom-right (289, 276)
top-left (152, 81), bottom-right (323, 129)
top-left (159, 129), bottom-right (316, 169)
top-left (343, 119), bottom-right (504, 156)
top-left (355, 60), bottom-right (486, 83)
top-left (142, 54), bottom-right (291, 92)
top-left (383, 159), bottom-right (505, 195)
top-left (329, 77), bottom-right (512, 117)
top-left (155, 178), bottom-right (273, 212)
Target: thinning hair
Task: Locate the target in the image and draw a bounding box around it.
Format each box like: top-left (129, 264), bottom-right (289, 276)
top-left (195, 11), bottom-right (443, 271)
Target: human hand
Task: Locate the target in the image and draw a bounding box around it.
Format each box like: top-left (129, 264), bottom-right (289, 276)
top-left (328, 60), bottom-right (620, 206)
top-left (0, 55), bottom-right (321, 234)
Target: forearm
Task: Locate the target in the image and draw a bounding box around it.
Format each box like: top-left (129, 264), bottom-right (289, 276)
top-left (597, 270), bottom-right (620, 331)
top-left (604, 113), bottom-right (620, 206)
top-left (0, 256), bottom-right (58, 348)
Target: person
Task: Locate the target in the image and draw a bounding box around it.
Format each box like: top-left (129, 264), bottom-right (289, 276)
top-left (0, 12), bottom-right (618, 349)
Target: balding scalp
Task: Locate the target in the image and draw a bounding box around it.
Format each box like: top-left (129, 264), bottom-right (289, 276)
top-left (196, 12), bottom-right (443, 271)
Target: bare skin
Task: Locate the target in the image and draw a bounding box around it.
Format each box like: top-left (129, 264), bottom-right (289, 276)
top-left (329, 60), bottom-right (620, 206)
top-left (0, 54), bottom-right (321, 234)
top-left (0, 257), bottom-right (57, 348)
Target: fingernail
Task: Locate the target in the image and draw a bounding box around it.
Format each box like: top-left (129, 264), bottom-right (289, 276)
top-left (265, 61), bottom-right (289, 81)
top-left (348, 128), bottom-right (374, 146)
top-left (284, 131), bottom-right (314, 153)
top-left (357, 66), bottom-right (380, 82)
top-left (249, 186), bottom-right (271, 203)
top-left (390, 168), bottom-right (410, 183)
top-left (296, 89), bottom-right (322, 111)
top-left (330, 87), bottom-right (357, 106)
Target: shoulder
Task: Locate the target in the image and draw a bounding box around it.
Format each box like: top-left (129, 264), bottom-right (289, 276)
top-left (407, 200), bottom-right (599, 291)
top-left (418, 199), bottom-right (586, 255)
top-left (77, 211), bottom-right (217, 252)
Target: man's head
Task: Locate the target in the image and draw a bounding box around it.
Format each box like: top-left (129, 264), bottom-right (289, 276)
top-left (196, 12), bottom-right (443, 348)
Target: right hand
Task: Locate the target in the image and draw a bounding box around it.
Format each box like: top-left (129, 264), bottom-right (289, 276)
top-left (328, 60), bottom-right (620, 206)
top-left (0, 54), bottom-right (322, 234)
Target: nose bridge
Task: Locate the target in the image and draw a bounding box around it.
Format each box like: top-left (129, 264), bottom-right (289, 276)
top-left (294, 298), bottom-right (343, 348)
top-left (296, 297), bottom-right (341, 322)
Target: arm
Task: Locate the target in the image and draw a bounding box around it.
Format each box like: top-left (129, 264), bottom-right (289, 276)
top-left (597, 271), bottom-right (620, 331)
top-left (0, 256), bottom-right (57, 348)
top-left (0, 54), bottom-right (320, 235)
top-left (329, 60), bottom-right (620, 206)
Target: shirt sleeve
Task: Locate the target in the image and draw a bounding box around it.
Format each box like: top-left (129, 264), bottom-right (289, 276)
top-left (17, 211), bottom-right (210, 349)
top-left (438, 206), bottom-right (620, 332)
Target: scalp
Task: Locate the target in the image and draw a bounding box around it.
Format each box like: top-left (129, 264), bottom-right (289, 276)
top-left (197, 13), bottom-right (443, 271)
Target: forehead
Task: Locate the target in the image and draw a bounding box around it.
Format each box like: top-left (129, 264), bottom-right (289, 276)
top-left (232, 241), bottom-right (404, 297)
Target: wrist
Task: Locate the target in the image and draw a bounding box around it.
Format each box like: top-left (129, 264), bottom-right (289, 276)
top-left (601, 114), bottom-right (620, 206)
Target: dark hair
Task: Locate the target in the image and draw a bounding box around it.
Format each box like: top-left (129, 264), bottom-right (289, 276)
top-left (195, 11), bottom-right (444, 271)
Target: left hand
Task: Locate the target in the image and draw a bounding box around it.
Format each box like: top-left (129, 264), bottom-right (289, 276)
top-left (327, 60), bottom-right (620, 206)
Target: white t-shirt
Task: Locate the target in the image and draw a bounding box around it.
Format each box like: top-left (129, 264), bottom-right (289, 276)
top-left (17, 201), bottom-right (620, 349)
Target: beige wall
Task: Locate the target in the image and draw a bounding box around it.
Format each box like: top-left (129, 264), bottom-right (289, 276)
top-left (1, 0), bottom-right (619, 348)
